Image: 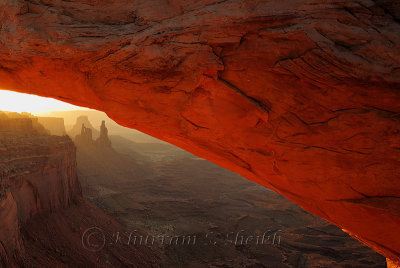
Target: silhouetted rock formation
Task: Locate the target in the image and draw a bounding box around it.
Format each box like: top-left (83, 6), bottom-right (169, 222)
top-left (68, 116), bottom-right (99, 139)
top-left (74, 120), bottom-right (112, 149)
top-left (96, 120), bottom-right (112, 148)
top-left (74, 123), bottom-right (94, 147)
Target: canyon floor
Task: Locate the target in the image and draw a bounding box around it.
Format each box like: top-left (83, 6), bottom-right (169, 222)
top-left (77, 135), bottom-right (387, 268)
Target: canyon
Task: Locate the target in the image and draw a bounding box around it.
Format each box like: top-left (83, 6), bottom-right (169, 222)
top-left (73, 115), bottom-right (386, 267)
top-left (0, 0), bottom-right (399, 266)
top-left (0, 115), bottom-right (161, 267)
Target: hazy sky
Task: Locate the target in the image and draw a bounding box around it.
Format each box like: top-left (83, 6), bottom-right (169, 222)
top-left (0, 89), bottom-right (88, 114)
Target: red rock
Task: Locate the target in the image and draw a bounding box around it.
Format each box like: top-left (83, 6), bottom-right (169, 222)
top-left (0, 0), bottom-right (399, 265)
top-left (0, 119), bottom-right (162, 266)
top-left (0, 127), bottom-right (82, 266)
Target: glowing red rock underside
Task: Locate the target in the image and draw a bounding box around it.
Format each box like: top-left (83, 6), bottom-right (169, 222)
top-left (1, 0), bottom-right (399, 265)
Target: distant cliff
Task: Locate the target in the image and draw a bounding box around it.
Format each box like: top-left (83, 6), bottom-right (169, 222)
top-left (0, 111), bottom-right (67, 136)
top-left (0, 111), bottom-right (49, 135)
top-left (37, 117), bottom-right (67, 136)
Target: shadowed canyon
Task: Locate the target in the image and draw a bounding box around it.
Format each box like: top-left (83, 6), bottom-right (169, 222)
top-left (0, 0), bottom-right (400, 267)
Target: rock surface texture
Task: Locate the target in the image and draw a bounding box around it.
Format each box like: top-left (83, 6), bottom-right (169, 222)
top-left (0, 118), bottom-right (162, 267)
top-left (0, 0), bottom-right (399, 265)
top-left (0, 129), bottom-right (82, 266)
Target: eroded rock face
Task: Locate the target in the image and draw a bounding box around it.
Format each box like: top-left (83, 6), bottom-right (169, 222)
top-left (0, 123), bottom-right (163, 267)
top-left (0, 129), bottom-right (82, 266)
top-left (0, 0), bottom-right (399, 264)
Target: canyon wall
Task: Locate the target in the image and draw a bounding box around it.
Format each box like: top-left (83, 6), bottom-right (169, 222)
top-left (0, 0), bottom-right (399, 265)
top-left (0, 126), bottom-right (82, 266)
top-left (0, 111), bottom-right (67, 136)
top-left (0, 117), bottom-right (37, 134)
top-left (0, 111), bottom-right (54, 135)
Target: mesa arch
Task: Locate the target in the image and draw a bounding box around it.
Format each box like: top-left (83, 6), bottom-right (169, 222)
top-left (1, 0), bottom-right (399, 266)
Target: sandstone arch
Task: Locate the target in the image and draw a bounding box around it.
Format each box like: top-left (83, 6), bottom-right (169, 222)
top-left (1, 0), bottom-right (399, 265)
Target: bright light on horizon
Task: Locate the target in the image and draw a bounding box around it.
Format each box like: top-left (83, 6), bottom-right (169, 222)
top-left (0, 90), bottom-right (89, 115)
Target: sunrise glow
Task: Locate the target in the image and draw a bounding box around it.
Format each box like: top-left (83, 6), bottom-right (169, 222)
top-left (0, 90), bottom-right (87, 114)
